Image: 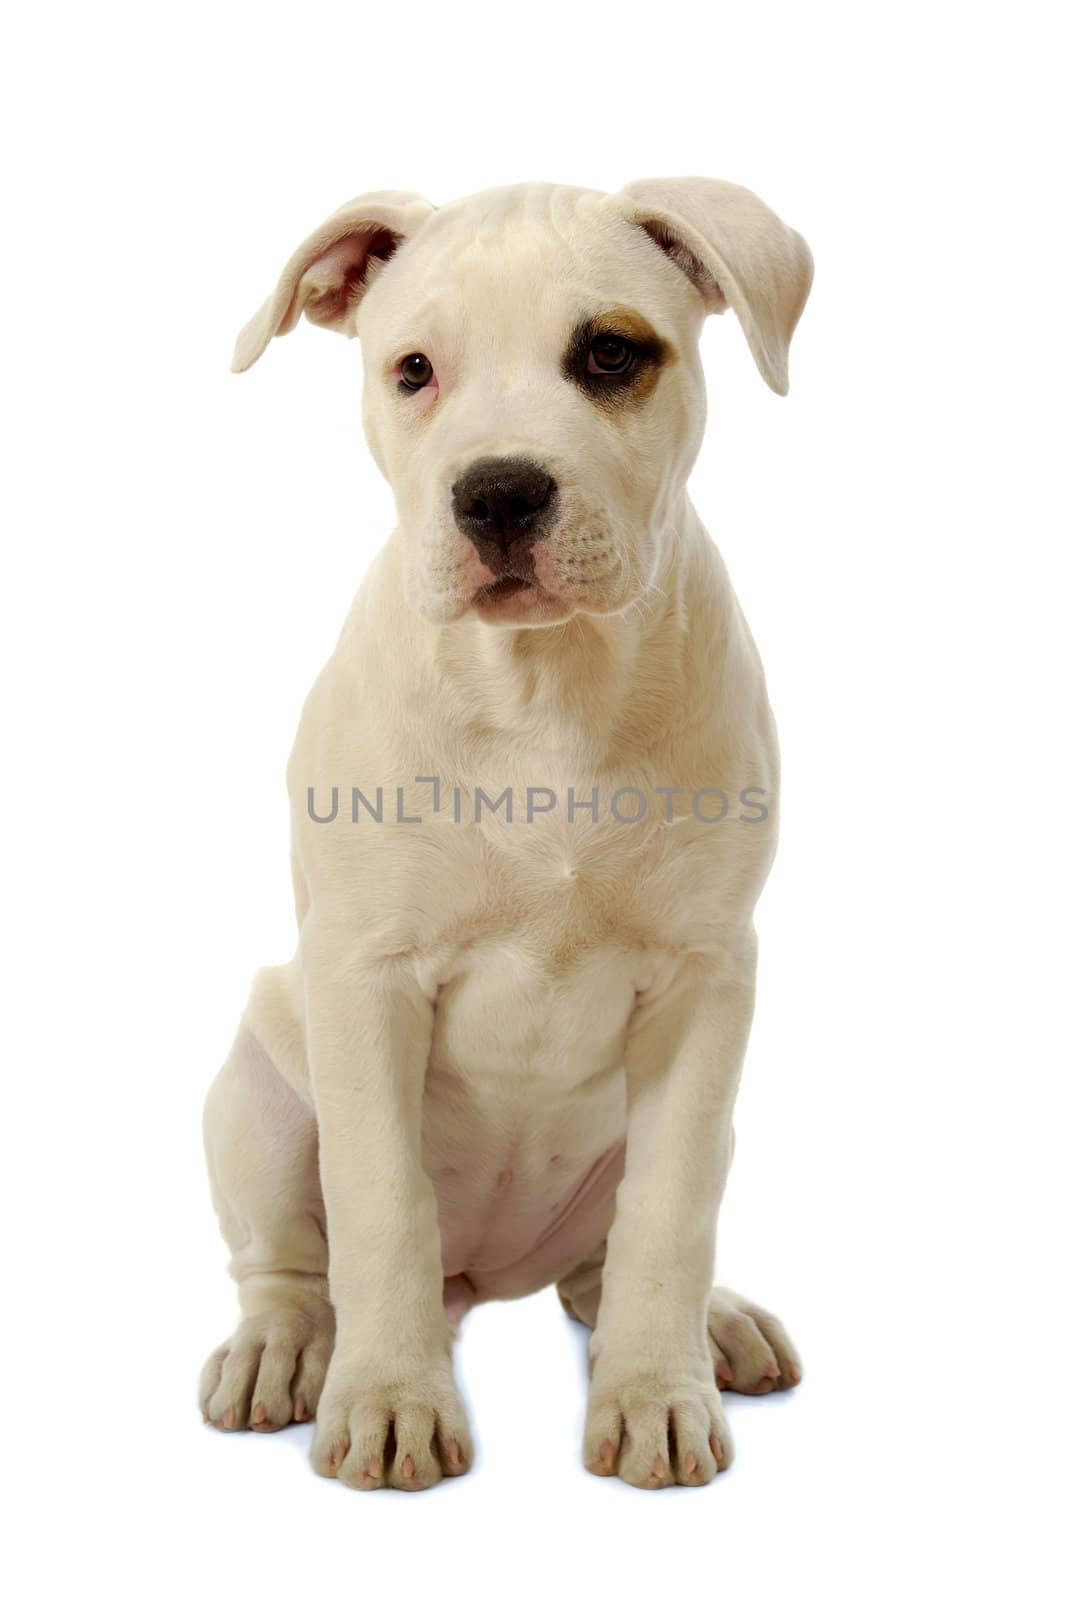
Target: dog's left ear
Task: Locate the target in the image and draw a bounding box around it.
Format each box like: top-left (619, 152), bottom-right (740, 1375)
top-left (616, 178), bottom-right (813, 395)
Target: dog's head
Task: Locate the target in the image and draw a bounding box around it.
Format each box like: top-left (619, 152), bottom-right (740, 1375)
top-left (234, 180), bottom-right (811, 627)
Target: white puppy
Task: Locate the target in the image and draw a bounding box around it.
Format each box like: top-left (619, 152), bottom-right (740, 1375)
top-left (200, 178), bottom-right (813, 1491)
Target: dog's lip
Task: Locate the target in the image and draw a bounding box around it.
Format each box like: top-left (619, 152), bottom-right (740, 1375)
top-left (475, 573), bottom-right (539, 602)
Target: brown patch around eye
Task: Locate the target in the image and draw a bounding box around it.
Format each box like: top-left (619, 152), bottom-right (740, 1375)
top-left (562, 306), bottom-right (676, 414)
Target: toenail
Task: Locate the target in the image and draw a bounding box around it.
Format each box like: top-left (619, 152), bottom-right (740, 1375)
top-left (598, 1440), bottom-right (616, 1467)
top-left (365, 1457), bottom-right (382, 1480)
top-left (401, 1454), bottom-right (416, 1479)
top-left (293, 1393), bottom-right (307, 1422)
top-left (788, 1361), bottom-right (801, 1384)
top-left (650, 1453), bottom-right (667, 1480)
top-left (684, 1450), bottom-right (698, 1477)
top-left (252, 1403), bottom-right (267, 1425)
top-left (716, 1363), bottom-right (734, 1388)
top-left (329, 1441), bottom-right (347, 1468)
top-left (711, 1436), bottom-right (726, 1467)
top-left (222, 1408), bottom-right (236, 1430)
top-left (446, 1438), bottom-right (463, 1467)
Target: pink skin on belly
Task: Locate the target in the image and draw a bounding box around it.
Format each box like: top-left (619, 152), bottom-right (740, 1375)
top-left (437, 1141), bottom-right (626, 1322)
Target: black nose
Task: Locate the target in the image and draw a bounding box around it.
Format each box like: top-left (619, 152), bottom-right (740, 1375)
top-left (452, 457), bottom-right (558, 571)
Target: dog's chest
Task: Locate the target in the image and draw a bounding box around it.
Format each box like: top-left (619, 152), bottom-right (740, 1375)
top-left (420, 813), bottom-right (678, 1287)
top-left (476, 802), bottom-right (674, 959)
top-left (427, 806), bottom-right (686, 1078)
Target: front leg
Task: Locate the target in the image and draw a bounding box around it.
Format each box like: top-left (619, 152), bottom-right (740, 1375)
top-left (303, 929), bottom-right (472, 1491)
top-left (586, 936), bottom-right (758, 1489)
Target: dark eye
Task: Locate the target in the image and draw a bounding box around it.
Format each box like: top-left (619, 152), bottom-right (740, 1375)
top-left (399, 352), bottom-right (434, 391)
top-left (587, 335), bottom-right (635, 375)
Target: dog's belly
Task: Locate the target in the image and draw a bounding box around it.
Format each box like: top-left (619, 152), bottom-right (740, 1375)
top-left (423, 938), bottom-right (640, 1300)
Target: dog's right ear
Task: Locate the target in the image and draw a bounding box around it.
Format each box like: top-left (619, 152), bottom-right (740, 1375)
top-left (231, 190), bottom-right (435, 373)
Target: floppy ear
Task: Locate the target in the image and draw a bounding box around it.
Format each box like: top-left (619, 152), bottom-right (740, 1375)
top-left (231, 189), bottom-right (435, 373)
top-left (618, 178), bottom-right (812, 395)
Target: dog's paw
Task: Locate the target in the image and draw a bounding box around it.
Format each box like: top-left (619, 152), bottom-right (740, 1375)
top-left (707, 1287), bottom-right (802, 1394)
top-left (311, 1359), bottom-right (473, 1491)
top-left (583, 1362), bottom-right (732, 1489)
top-left (200, 1302), bottom-right (334, 1431)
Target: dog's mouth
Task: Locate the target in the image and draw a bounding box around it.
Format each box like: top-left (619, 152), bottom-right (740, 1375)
top-left (476, 574), bottom-right (538, 604)
top-left (472, 568), bottom-right (568, 624)
top-left (464, 539), bottom-right (577, 626)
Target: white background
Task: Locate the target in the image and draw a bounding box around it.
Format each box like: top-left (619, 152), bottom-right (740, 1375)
top-left (4, 2), bottom-right (1064, 1595)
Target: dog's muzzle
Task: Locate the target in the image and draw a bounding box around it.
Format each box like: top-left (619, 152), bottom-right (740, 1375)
top-left (451, 457), bottom-right (558, 577)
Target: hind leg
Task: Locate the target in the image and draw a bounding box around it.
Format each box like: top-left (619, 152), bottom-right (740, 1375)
top-left (556, 1244), bottom-right (606, 1332)
top-left (558, 1253), bottom-right (801, 1395)
top-left (199, 1011), bottom-right (334, 1432)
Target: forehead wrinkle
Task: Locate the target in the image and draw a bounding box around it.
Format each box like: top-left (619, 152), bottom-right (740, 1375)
top-left (431, 250), bottom-right (575, 362)
top-left (378, 289), bottom-right (473, 362)
top-left (374, 231), bottom-right (555, 352)
top-left (369, 198), bottom-right (693, 373)
top-left (372, 182), bottom-right (700, 347)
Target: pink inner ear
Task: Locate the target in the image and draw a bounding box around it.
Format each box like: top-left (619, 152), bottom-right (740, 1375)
top-left (639, 217), bottom-right (726, 311)
top-left (286, 225), bottom-right (400, 333)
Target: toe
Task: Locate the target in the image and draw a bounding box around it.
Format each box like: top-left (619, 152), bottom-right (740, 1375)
top-left (671, 1400), bottom-right (718, 1486)
top-left (707, 1333), bottom-right (735, 1390)
top-left (290, 1331), bottom-right (332, 1421)
top-left (311, 1407), bottom-right (355, 1479)
top-left (710, 1427), bottom-right (732, 1470)
top-left (434, 1401), bottom-right (474, 1480)
top-left (749, 1309), bottom-right (802, 1389)
top-left (617, 1400), bottom-right (673, 1489)
top-left (440, 1433), bottom-right (468, 1476)
top-left (583, 1398), bottom-right (622, 1476)
top-left (388, 1404), bottom-right (441, 1491)
top-left (336, 1406), bottom-right (397, 1491)
top-left (198, 1346), bottom-right (227, 1420)
top-left (207, 1341), bottom-right (261, 1429)
top-left (249, 1341), bottom-right (299, 1431)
